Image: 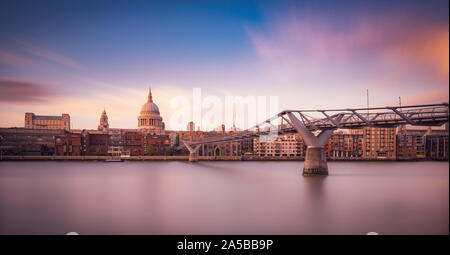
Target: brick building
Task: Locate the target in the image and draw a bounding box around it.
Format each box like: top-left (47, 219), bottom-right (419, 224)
top-left (54, 133), bottom-right (82, 156)
top-left (253, 134), bottom-right (305, 157)
top-left (329, 133), bottom-right (363, 159)
top-left (122, 131), bottom-right (171, 156)
top-left (396, 131), bottom-right (426, 160)
top-left (25, 113), bottom-right (70, 130)
top-left (54, 130), bottom-right (110, 156)
top-left (426, 134), bottom-right (449, 160)
top-left (0, 128), bottom-right (65, 155)
top-left (142, 134), bottom-right (171, 155)
top-left (122, 131), bottom-right (143, 156)
top-left (85, 132), bottom-right (109, 155)
top-left (362, 127), bottom-right (397, 159)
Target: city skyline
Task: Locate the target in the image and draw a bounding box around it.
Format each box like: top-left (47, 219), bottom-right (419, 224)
top-left (0, 0), bottom-right (449, 129)
top-left (0, 1), bottom-right (448, 238)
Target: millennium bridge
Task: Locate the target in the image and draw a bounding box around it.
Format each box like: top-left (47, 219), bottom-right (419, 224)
top-left (178, 103), bottom-right (449, 176)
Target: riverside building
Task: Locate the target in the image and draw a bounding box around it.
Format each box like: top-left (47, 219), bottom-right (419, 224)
top-left (25, 113), bottom-right (70, 131)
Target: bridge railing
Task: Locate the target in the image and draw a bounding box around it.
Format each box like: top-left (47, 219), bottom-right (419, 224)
top-left (180, 103), bottom-right (449, 147)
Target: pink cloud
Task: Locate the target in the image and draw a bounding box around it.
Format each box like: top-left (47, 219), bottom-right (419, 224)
top-left (0, 50), bottom-right (39, 67)
top-left (247, 12), bottom-right (449, 86)
top-left (405, 89), bottom-right (449, 105)
top-left (0, 78), bottom-right (54, 102)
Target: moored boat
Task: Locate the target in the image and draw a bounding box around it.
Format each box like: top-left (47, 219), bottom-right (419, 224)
top-left (105, 158), bottom-right (122, 162)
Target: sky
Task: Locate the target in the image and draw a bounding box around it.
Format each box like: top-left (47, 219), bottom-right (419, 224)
top-left (0, 0), bottom-right (448, 130)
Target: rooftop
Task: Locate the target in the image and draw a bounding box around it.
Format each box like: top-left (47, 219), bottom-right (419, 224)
top-left (32, 115), bottom-right (62, 120)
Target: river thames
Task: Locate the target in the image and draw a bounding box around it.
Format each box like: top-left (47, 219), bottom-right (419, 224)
top-left (0, 161), bottom-right (448, 235)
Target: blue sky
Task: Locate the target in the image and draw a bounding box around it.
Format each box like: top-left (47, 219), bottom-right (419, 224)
top-left (0, 0), bottom-right (448, 129)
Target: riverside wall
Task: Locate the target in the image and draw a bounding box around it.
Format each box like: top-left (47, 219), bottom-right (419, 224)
top-left (0, 155), bottom-right (441, 161)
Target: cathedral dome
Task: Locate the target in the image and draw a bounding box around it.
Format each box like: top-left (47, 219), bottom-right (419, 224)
top-left (140, 101), bottom-right (160, 115)
top-left (138, 88), bottom-right (165, 133)
top-left (140, 88), bottom-right (160, 115)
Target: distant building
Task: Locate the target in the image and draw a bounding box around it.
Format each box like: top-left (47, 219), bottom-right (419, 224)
top-left (54, 133), bottom-right (82, 156)
top-left (213, 124), bottom-right (226, 132)
top-left (348, 129), bottom-right (363, 135)
top-left (169, 133), bottom-right (180, 147)
top-left (0, 128), bottom-right (65, 156)
top-left (121, 131), bottom-right (170, 156)
top-left (108, 129), bottom-right (123, 156)
top-left (425, 134), bottom-right (449, 160)
top-left (328, 133), bottom-right (363, 159)
top-left (122, 131), bottom-right (142, 156)
top-left (199, 138), bottom-right (253, 157)
top-left (138, 88), bottom-right (165, 134)
top-left (187, 121), bottom-right (195, 132)
top-left (25, 112), bottom-right (70, 130)
top-left (253, 134), bottom-right (305, 157)
top-left (396, 130), bottom-right (426, 160)
top-left (54, 130), bottom-right (110, 156)
top-left (177, 130), bottom-right (208, 142)
top-left (85, 131), bottom-right (109, 155)
top-left (98, 109), bottom-right (109, 131)
top-left (142, 134), bottom-right (171, 155)
top-left (362, 127), bottom-right (396, 159)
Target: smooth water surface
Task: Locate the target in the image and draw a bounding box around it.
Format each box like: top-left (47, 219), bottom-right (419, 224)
top-left (0, 161), bottom-right (448, 234)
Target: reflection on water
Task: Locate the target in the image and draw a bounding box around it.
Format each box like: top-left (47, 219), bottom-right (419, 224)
top-left (0, 161), bottom-right (448, 234)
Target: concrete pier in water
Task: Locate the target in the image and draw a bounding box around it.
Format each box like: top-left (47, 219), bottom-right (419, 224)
top-left (183, 141), bottom-right (201, 162)
top-left (287, 112), bottom-right (342, 176)
top-left (303, 147), bottom-right (328, 176)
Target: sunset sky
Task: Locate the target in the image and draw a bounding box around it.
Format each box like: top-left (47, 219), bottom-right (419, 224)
top-left (0, 0), bottom-right (448, 130)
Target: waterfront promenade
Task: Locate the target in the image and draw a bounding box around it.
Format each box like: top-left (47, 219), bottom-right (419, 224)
top-left (0, 155), bottom-right (446, 161)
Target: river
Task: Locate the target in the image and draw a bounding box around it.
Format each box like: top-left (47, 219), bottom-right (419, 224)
top-left (0, 161), bottom-right (448, 234)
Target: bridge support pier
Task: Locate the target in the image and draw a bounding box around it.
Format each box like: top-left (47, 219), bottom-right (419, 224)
top-left (188, 152), bottom-right (198, 162)
top-left (183, 141), bottom-right (201, 162)
top-left (287, 112), bottom-right (340, 176)
top-left (303, 146), bottom-right (328, 176)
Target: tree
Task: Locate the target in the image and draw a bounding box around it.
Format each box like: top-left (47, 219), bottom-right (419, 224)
top-left (95, 151), bottom-right (107, 156)
top-left (146, 145), bottom-right (156, 156)
top-left (165, 146), bottom-right (175, 156)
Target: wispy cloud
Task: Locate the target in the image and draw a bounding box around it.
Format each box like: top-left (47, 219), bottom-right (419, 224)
top-left (0, 50), bottom-right (39, 67)
top-left (0, 78), bottom-right (54, 102)
top-left (0, 39), bottom-right (83, 70)
top-left (246, 12), bottom-right (449, 89)
top-left (78, 77), bottom-right (143, 97)
top-left (17, 41), bottom-right (83, 69)
top-left (405, 89), bottom-right (449, 106)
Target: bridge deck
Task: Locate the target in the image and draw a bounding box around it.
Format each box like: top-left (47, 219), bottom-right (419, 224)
top-left (178, 103), bottom-right (449, 148)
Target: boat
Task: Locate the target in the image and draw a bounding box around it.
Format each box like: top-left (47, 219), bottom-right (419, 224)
top-left (105, 158), bottom-right (123, 162)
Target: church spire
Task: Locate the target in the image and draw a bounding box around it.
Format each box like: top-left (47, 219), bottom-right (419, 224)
top-left (148, 87), bottom-right (153, 103)
top-left (98, 107), bottom-right (109, 130)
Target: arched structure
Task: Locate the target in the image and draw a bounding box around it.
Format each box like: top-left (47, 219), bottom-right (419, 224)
top-left (138, 88), bottom-right (165, 134)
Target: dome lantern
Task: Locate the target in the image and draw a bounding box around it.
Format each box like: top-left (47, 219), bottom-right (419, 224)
top-left (148, 88), bottom-right (153, 103)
